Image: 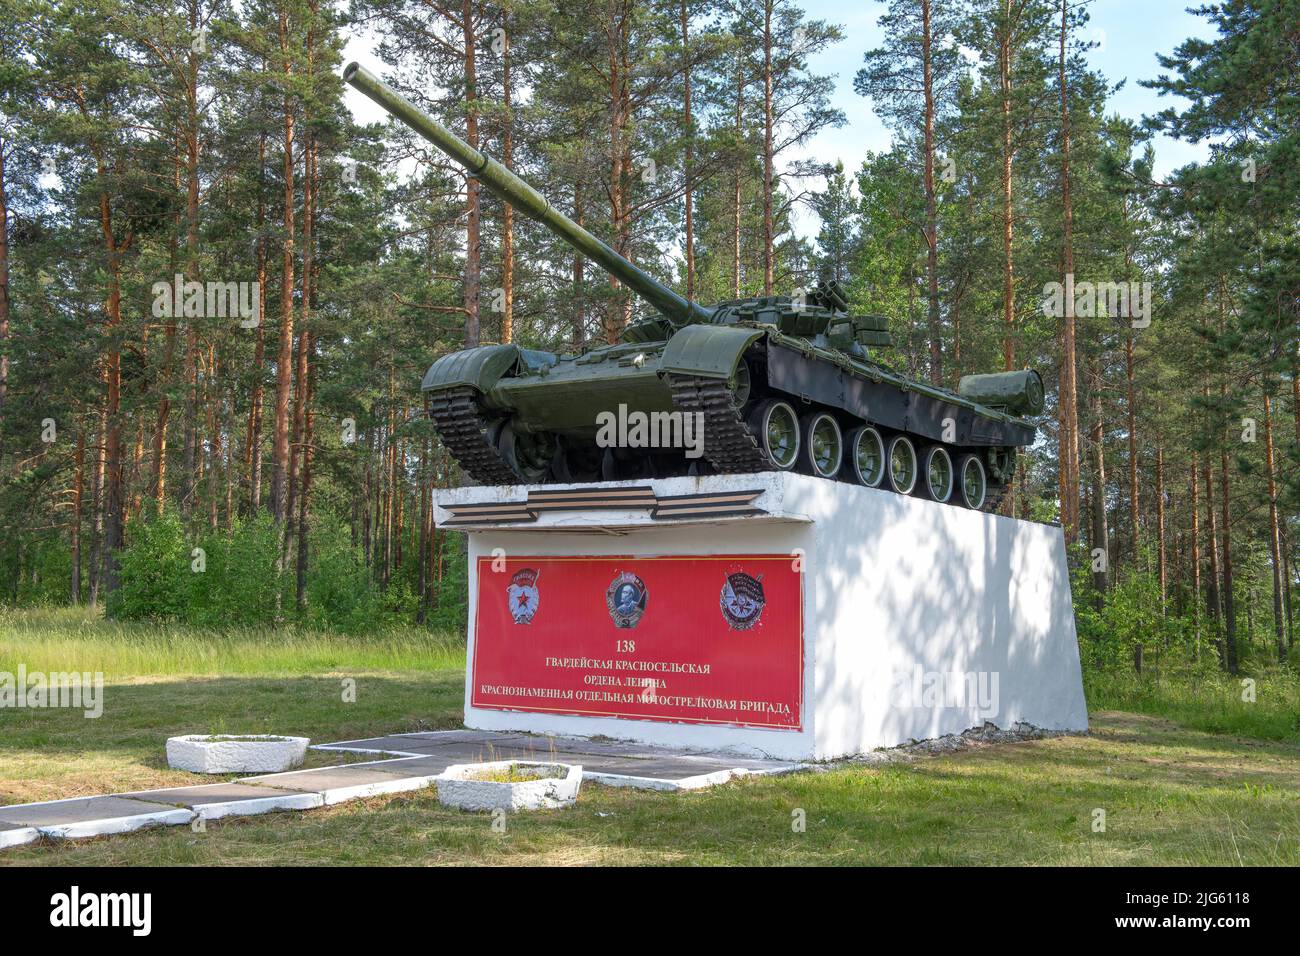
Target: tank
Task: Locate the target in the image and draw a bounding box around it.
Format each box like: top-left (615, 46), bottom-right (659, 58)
top-left (344, 63), bottom-right (1042, 511)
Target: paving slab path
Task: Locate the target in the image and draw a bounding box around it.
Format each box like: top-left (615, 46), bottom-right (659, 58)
top-left (0, 730), bottom-right (805, 850)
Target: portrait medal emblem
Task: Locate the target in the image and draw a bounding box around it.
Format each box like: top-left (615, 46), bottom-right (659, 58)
top-left (720, 571), bottom-right (766, 631)
top-left (507, 568), bottom-right (540, 625)
top-left (605, 571), bottom-right (648, 629)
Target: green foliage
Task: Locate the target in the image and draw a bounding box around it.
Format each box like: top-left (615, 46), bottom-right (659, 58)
top-left (186, 517), bottom-right (283, 628)
top-left (103, 512), bottom-right (441, 633)
top-left (3, 539), bottom-right (73, 608)
top-left (106, 512), bottom-right (190, 623)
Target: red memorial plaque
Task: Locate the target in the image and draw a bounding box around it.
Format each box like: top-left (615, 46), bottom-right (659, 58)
top-left (471, 555), bottom-right (803, 730)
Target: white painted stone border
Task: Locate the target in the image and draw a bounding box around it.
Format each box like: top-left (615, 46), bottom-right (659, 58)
top-left (167, 734), bottom-right (310, 774)
top-left (585, 764), bottom-right (802, 792)
top-left (311, 775), bottom-right (438, 806)
top-left (310, 733), bottom-right (810, 790)
top-left (243, 756), bottom-right (448, 806)
top-left (189, 792), bottom-right (323, 820)
top-left (41, 809), bottom-right (194, 840)
top-left (436, 761), bottom-right (582, 811)
top-left (311, 743), bottom-right (427, 758)
top-left (0, 826), bottom-right (40, 849)
top-left (2, 796), bottom-right (196, 840)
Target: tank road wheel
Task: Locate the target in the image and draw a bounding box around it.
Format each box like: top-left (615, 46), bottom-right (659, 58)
top-left (956, 453), bottom-right (988, 510)
top-left (731, 359), bottom-right (753, 408)
top-left (886, 435), bottom-right (918, 495)
top-left (800, 412), bottom-right (843, 479)
top-left (747, 399), bottom-right (800, 470)
top-left (551, 438), bottom-right (600, 483)
top-left (497, 422), bottom-right (555, 483)
top-left (920, 445), bottom-right (955, 502)
top-left (847, 426), bottom-right (886, 487)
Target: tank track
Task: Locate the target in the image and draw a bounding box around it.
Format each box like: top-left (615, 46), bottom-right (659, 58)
top-left (427, 387), bottom-right (519, 485)
top-left (434, 380), bottom-right (1015, 513)
top-left (667, 375), bottom-right (768, 473)
top-left (982, 482), bottom-right (1009, 514)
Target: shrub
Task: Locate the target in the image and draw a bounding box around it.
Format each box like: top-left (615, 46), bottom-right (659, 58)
top-left (107, 512), bottom-right (190, 622)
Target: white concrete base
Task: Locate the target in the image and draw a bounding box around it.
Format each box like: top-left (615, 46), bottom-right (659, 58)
top-left (436, 761), bottom-right (582, 811)
top-left (446, 472), bottom-right (1088, 761)
top-left (166, 734), bottom-right (310, 774)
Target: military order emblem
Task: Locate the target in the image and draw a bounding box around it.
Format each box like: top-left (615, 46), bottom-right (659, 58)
top-left (606, 571), bottom-right (648, 629)
top-left (720, 571), bottom-right (766, 630)
top-left (507, 568), bottom-right (540, 625)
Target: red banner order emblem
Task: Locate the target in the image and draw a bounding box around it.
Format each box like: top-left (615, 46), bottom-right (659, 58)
top-left (472, 555), bottom-right (803, 730)
top-left (507, 568), bottom-right (540, 624)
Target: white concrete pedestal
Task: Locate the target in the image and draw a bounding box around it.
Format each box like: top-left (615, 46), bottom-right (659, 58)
top-left (436, 472), bottom-right (1087, 761)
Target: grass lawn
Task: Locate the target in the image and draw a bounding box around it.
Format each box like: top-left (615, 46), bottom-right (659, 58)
top-left (2, 608), bottom-right (1298, 866)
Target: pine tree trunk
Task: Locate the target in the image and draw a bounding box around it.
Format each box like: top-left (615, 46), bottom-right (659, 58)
top-left (296, 359), bottom-right (314, 612)
top-left (1190, 455), bottom-right (1201, 659)
top-left (0, 140), bottom-right (9, 464)
top-left (999, 1), bottom-right (1015, 370)
top-left (1155, 436), bottom-right (1166, 607)
top-left (271, 8), bottom-right (296, 524)
top-left (94, 150), bottom-right (129, 595)
top-left (1126, 331), bottom-right (1139, 559)
top-left (761, 0), bottom-right (775, 296)
top-left (732, 51), bottom-right (743, 298)
top-left (1292, 355), bottom-right (1300, 444)
top-left (603, 11), bottom-right (633, 343)
top-left (1219, 450), bottom-right (1237, 673)
top-left (362, 427), bottom-right (373, 566)
top-left (681, 0), bottom-right (696, 301)
top-left (247, 131), bottom-right (268, 515)
top-left (1202, 457), bottom-right (1225, 666)
top-left (922, 0), bottom-right (942, 385)
top-left (207, 348), bottom-right (221, 530)
top-left (1087, 351), bottom-right (1109, 592)
top-left (1055, 0), bottom-right (1080, 542)
top-left (501, 17), bottom-right (514, 345)
top-left (1263, 392), bottom-right (1285, 661)
top-left (71, 430), bottom-right (84, 603)
top-left (88, 395), bottom-right (106, 607)
top-left (462, 0), bottom-right (482, 348)
top-left (284, 131), bottom-right (315, 571)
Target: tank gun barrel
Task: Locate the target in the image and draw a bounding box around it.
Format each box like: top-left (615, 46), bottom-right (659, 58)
top-left (344, 62), bottom-right (712, 327)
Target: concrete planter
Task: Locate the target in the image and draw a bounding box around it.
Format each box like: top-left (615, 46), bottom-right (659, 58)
top-left (436, 761), bottom-right (582, 812)
top-left (166, 735), bottom-right (310, 774)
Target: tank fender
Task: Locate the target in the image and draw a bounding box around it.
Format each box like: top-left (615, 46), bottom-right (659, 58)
top-left (660, 324), bottom-right (766, 380)
top-left (422, 344), bottom-right (521, 393)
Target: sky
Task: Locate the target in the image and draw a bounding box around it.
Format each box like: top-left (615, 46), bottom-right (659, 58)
top-left (340, 0), bottom-right (1218, 241)
top-left (784, 0), bottom-right (1217, 237)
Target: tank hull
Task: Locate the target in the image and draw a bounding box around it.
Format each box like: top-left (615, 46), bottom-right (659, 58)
top-left (422, 325), bottom-right (1036, 510)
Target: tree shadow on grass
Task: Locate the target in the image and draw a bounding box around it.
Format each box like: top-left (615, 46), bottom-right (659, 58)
top-left (0, 673), bottom-right (467, 799)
